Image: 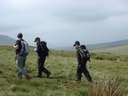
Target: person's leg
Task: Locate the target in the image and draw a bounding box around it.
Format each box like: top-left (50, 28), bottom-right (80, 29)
top-left (16, 55), bottom-right (23, 79)
top-left (41, 57), bottom-right (51, 78)
top-left (17, 68), bottom-right (22, 79)
top-left (22, 56), bottom-right (27, 75)
top-left (82, 63), bottom-right (92, 82)
top-left (21, 56), bottom-right (31, 80)
top-left (37, 58), bottom-right (43, 77)
top-left (76, 65), bottom-right (82, 81)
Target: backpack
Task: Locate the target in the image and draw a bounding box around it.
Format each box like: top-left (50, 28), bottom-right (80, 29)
top-left (40, 41), bottom-right (49, 57)
top-left (79, 45), bottom-right (90, 61)
top-left (19, 40), bottom-right (29, 56)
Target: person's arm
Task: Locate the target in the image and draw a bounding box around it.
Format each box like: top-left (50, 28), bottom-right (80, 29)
top-left (13, 40), bottom-right (19, 49)
top-left (76, 49), bottom-right (81, 64)
top-left (36, 43), bottom-right (42, 55)
top-left (13, 44), bottom-right (18, 49)
top-left (87, 50), bottom-right (91, 62)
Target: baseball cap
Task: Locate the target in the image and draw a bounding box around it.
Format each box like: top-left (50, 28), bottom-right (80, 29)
top-left (73, 41), bottom-right (80, 46)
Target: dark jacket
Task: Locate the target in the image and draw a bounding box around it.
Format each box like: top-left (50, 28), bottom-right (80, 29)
top-left (76, 47), bottom-right (82, 64)
top-left (36, 41), bottom-right (49, 58)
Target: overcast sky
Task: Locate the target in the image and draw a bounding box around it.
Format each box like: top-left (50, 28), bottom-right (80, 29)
top-left (0, 0), bottom-right (128, 47)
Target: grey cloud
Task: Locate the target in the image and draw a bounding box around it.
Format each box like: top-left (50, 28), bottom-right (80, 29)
top-left (0, 25), bottom-right (30, 32)
top-left (0, 0), bottom-right (128, 46)
top-left (53, 7), bottom-right (128, 23)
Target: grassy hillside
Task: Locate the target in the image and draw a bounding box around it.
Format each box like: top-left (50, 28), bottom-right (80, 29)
top-left (92, 45), bottom-right (128, 55)
top-left (0, 46), bottom-right (128, 96)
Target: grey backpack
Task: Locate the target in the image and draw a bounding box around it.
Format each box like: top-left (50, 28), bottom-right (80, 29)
top-left (19, 40), bottom-right (29, 56)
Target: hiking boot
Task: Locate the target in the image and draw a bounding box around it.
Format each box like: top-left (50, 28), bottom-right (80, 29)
top-left (37, 75), bottom-right (42, 78)
top-left (47, 72), bottom-right (51, 78)
top-left (16, 75), bottom-right (22, 80)
top-left (25, 75), bottom-right (32, 80)
top-left (16, 77), bottom-right (22, 80)
top-left (76, 79), bottom-right (81, 82)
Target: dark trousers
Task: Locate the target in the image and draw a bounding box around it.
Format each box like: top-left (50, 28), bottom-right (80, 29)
top-left (38, 57), bottom-right (50, 76)
top-left (77, 61), bottom-right (92, 82)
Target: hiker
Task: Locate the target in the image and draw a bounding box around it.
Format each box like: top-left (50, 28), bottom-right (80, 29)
top-left (73, 41), bottom-right (92, 82)
top-left (34, 37), bottom-right (51, 78)
top-left (13, 33), bottom-right (31, 80)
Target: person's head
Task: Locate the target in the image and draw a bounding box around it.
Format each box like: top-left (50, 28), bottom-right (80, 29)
top-left (73, 41), bottom-right (80, 49)
top-left (34, 37), bottom-right (40, 43)
top-left (17, 33), bottom-right (23, 39)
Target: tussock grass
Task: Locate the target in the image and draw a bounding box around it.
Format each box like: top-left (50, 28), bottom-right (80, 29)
top-left (88, 78), bottom-right (125, 96)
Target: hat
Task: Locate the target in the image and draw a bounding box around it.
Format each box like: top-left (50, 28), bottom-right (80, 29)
top-left (73, 41), bottom-right (80, 46)
top-left (17, 33), bottom-right (23, 38)
top-left (34, 37), bottom-right (40, 42)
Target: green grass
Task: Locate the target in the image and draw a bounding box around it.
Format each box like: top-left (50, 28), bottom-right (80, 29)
top-left (0, 46), bottom-right (128, 96)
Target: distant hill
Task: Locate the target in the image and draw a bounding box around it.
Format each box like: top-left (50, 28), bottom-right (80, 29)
top-left (56, 39), bottom-right (128, 50)
top-left (0, 35), bottom-right (15, 45)
top-left (88, 39), bottom-right (128, 49)
top-left (92, 45), bottom-right (128, 55)
top-left (0, 34), bottom-right (128, 50)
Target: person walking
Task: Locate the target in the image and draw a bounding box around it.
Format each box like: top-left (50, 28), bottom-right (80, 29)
top-left (13, 33), bottom-right (31, 80)
top-left (73, 41), bottom-right (92, 82)
top-left (34, 37), bottom-right (51, 78)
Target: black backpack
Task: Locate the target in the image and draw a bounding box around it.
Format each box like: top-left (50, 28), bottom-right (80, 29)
top-left (79, 45), bottom-right (90, 61)
top-left (40, 41), bottom-right (49, 57)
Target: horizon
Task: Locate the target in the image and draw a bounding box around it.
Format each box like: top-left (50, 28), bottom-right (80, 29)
top-left (0, 0), bottom-right (128, 47)
top-left (0, 33), bottom-right (128, 49)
